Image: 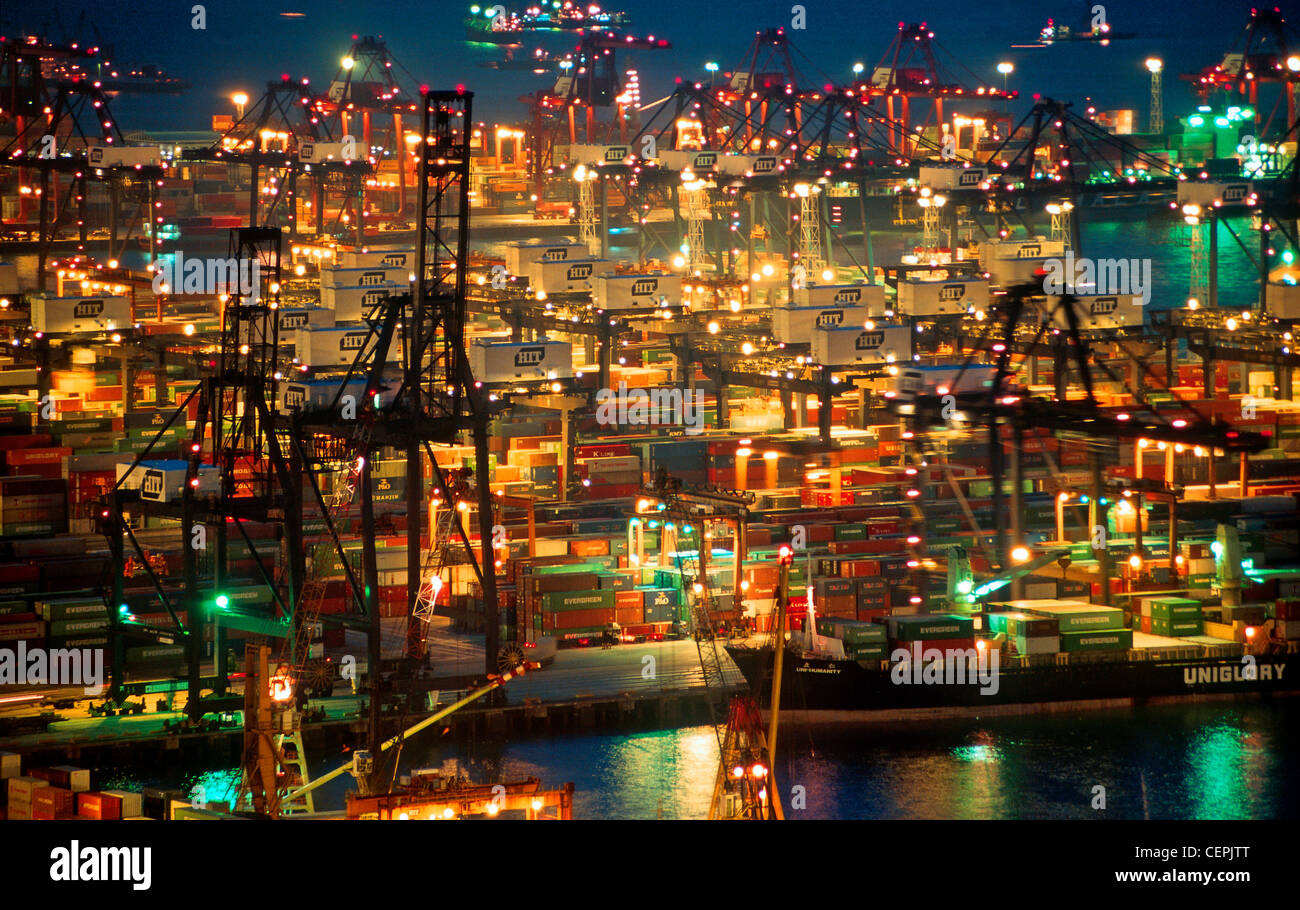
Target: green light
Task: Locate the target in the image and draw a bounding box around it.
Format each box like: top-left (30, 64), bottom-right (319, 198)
top-left (1210, 541), bottom-right (1224, 558)
top-left (119, 604), bottom-right (130, 616)
top-left (470, 5), bottom-right (480, 12)
top-left (1241, 558), bottom-right (1254, 571)
top-left (956, 579), bottom-right (973, 594)
top-left (1284, 251), bottom-right (1295, 265)
top-left (215, 594), bottom-right (230, 609)
top-left (1188, 115), bottom-right (1205, 127)
top-left (1239, 108), bottom-right (1252, 119)
top-left (1214, 117), bottom-right (1230, 128)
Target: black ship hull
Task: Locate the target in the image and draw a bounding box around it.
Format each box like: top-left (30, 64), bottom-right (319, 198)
top-left (725, 644), bottom-right (1299, 720)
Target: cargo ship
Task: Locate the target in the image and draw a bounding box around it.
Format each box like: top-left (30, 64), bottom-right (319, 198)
top-left (727, 595), bottom-right (1300, 720)
top-left (727, 640), bottom-right (1299, 718)
top-left (465, 3), bottom-right (630, 44)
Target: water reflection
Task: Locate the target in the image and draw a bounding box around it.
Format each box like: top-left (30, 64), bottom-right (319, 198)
top-left (107, 702), bottom-right (1296, 819)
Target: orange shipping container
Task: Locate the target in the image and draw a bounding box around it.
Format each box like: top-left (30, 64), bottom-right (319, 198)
top-left (569, 538), bottom-right (610, 557)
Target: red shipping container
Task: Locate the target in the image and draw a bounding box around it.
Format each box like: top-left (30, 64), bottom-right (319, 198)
top-left (614, 606), bottom-right (643, 624)
top-left (0, 435), bottom-right (54, 451)
top-left (76, 791), bottom-right (123, 820)
top-left (318, 597), bottom-right (348, 614)
top-left (0, 612), bottom-right (39, 624)
top-left (1275, 600), bottom-right (1300, 622)
top-left (614, 590), bottom-right (644, 610)
top-left (0, 621), bottom-right (45, 641)
top-left (0, 562), bottom-right (39, 582)
top-left (569, 538), bottom-right (610, 557)
top-left (575, 443), bottom-right (632, 458)
top-left (857, 607), bottom-right (889, 623)
top-left (83, 386), bottom-right (122, 404)
top-left (548, 607), bottom-right (616, 630)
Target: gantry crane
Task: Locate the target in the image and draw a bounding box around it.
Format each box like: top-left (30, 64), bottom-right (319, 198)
top-left (637, 469), bottom-right (792, 818)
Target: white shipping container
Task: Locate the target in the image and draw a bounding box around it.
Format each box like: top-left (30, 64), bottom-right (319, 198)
top-left (319, 265), bottom-right (410, 288)
top-left (1048, 295), bottom-right (1145, 330)
top-left (716, 154), bottom-right (781, 177)
top-left (279, 378), bottom-right (372, 412)
top-left (88, 144), bottom-right (162, 168)
top-left (527, 258), bottom-right (607, 294)
top-left (593, 272), bottom-right (681, 310)
top-left (295, 325), bottom-right (395, 368)
top-left (657, 149), bottom-right (721, 172)
top-left (470, 340), bottom-right (572, 382)
top-left (771, 304), bottom-right (868, 343)
top-left (30, 295), bottom-right (132, 334)
top-left (119, 460), bottom-right (219, 502)
top-left (101, 789), bottom-right (144, 819)
top-left (298, 141), bottom-right (353, 164)
top-left (567, 144), bottom-right (633, 166)
top-left (579, 455), bottom-right (642, 473)
top-left (1266, 281), bottom-right (1300, 319)
top-left (7, 776), bottom-right (45, 801)
top-left (978, 237), bottom-right (1064, 268)
top-left (812, 324), bottom-right (913, 366)
top-left (1176, 181), bottom-right (1255, 207)
top-left (504, 241), bottom-right (589, 277)
top-left (791, 283), bottom-right (886, 310)
top-left (339, 248), bottom-right (416, 269)
top-left (0, 751), bottom-right (20, 779)
top-left (897, 277), bottom-right (990, 315)
top-left (276, 306), bottom-right (334, 334)
top-left (918, 164), bottom-right (989, 190)
top-left (320, 282), bottom-right (401, 323)
top-left (986, 255), bottom-right (1055, 288)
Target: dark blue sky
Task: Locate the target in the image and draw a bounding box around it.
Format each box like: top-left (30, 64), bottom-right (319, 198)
top-left (2, 0), bottom-right (1290, 130)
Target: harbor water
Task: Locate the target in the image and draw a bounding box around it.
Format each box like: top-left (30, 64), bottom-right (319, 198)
top-left (100, 699), bottom-right (1300, 819)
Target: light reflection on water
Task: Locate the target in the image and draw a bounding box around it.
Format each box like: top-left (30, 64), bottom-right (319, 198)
top-left (100, 701), bottom-right (1299, 819)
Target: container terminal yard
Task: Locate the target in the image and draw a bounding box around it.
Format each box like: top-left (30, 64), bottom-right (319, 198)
top-left (0, 1), bottom-right (1298, 833)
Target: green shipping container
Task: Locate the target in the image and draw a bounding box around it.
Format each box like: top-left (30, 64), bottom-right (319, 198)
top-left (847, 644), bottom-right (888, 660)
top-left (541, 589), bottom-right (616, 612)
top-left (887, 615), bottom-right (974, 640)
top-left (1025, 606), bottom-right (1123, 633)
top-left (1151, 617), bottom-right (1204, 637)
top-left (1059, 629), bottom-right (1133, 652)
top-left (1150, 602), bottom-right (1203, 622)
top-left (50, 618), bottom-right (110, 637)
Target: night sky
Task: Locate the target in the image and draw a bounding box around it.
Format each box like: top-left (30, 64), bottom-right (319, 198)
top-left (0, 1), bottom-right (1288, 130)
